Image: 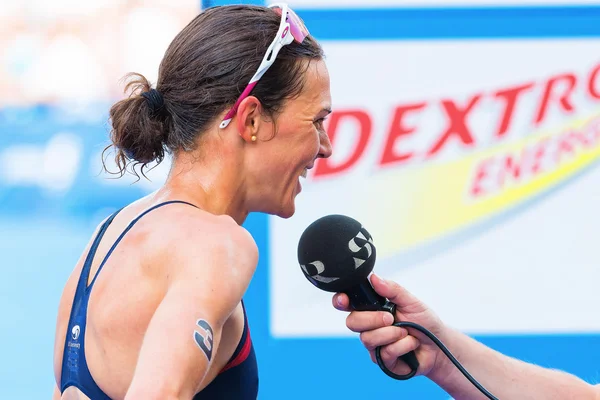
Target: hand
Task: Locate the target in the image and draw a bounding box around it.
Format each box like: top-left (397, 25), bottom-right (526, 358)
top-left (332, 274), bottom-right (449, 378)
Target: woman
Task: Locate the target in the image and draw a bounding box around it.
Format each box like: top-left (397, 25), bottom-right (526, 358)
top-left (52, 4), bottom-right (332, 399)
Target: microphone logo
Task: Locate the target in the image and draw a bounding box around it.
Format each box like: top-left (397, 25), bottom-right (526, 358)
top-left (301, 260), bottom-right (340, 284)
top-left (348, 227), bottom-right (374, 269)
top-left (300, 226), bottom-right (374, 285)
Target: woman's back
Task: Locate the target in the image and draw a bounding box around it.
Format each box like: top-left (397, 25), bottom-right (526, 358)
top-left (53, 198), bottom-right (257, 399)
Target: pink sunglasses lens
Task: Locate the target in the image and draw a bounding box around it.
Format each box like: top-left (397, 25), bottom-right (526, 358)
top-left (288, 10), bottom-right (309, 42)
top-left (273, 7), bottom-right (309, 43)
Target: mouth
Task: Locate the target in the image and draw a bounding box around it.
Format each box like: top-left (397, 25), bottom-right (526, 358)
top-left (300, 163), bottom-right (314, 179)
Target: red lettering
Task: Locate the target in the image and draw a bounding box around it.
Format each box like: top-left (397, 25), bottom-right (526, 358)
top-left (379, 103), bottom-right (427, 166)
top-left (592, 119), bottom-right (600, 145)
top-left (573, 123), bottom-right (600, 151)
top-left (555, 132), bottom-right (575, 164)
top-left (535, 73), bottom-right (577, 125)
top-left (428, 95), bottom-right (480, 156)
top-left (589, 64), bottom-right (600, 100)
top-left (498, 154), bottom-right (524, 188)
top-left (470, 157), bottom-right (494, 197)
top-left (530, 139), bottom-right (549, 175)
top-left (573, 131), bottom-right (592, 149)
top-left (313, 110), bottom-right (371, 178)
top-left (494, 83), bottom-right (534, 138)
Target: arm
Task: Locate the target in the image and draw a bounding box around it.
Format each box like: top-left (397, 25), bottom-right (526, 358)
top-left (52, 385), bottom-right (60, 400)
top-left (334, 274), bottom-right (600, 400)
top-left (124, 223), bottom-right (258, 400)
top-left (429, 327), bottom-right (600, 400)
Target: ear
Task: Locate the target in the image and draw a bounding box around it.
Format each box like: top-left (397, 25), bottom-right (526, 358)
top-left (235, 96), bottom-right (262, 143)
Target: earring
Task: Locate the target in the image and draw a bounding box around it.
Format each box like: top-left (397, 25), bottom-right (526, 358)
top-left (251, 135), bottom-right (257, 142)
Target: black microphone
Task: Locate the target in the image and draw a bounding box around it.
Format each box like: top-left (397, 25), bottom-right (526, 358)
top-left (296, 214), bottom-right (499, 399)
top-left (297, 214), bottom-right (420, 379)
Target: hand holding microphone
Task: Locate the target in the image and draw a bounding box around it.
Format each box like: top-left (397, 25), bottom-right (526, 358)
top-left (297, 215), bottom-right (499, 399)
top-left (333, 273), bottom-right (446, 378)
top-left (297, 214), bottom-right (421, 378)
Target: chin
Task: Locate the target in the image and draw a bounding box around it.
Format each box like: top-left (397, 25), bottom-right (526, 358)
top-left (277, 209), bottom-right (295, 219)
top-left (274, 198), bottom-right (297, 219)
top-left (275, 203), bottom-right (296, 219)
top-left (256, 201), bottom-right (295, 219)
top-left (259, 192), bottom-right (298, 219)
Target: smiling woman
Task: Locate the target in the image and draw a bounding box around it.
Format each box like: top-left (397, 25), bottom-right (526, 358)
top-left (52, 4), bottom-right (332, 400)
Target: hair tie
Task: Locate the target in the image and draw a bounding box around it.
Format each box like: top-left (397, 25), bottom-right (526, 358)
top-left (141, 88), bottom-right (165, 117)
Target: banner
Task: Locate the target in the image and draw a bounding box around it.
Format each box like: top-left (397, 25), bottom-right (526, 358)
top-left (270, 39), bottom-right (600, 337)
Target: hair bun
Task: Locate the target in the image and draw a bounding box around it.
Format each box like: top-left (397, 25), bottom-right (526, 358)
top-left (141, 88), bottom-right (166, 118)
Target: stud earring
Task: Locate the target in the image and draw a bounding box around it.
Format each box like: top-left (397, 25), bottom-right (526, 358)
top-left (251, 135), bottom-right (257, 142)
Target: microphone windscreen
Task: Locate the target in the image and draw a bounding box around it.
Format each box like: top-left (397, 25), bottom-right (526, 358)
top-left (297, 214), bottom-right (376, 292)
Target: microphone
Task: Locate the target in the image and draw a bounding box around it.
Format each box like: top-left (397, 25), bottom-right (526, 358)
top-left (296, 214), bottom-right (499, 399)
top-left (297, 214), bottom-right (420, 378)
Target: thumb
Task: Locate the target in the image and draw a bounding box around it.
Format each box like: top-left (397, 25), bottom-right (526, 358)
top-left (369, 273), bottom-right (419, 307)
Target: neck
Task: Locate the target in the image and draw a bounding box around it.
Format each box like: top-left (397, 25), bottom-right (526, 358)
top-left (158, 147), bottom-right (249, 225)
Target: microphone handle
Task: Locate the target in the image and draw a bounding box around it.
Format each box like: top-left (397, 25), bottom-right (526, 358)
top-left (345, 282), bottom-right (420, 374)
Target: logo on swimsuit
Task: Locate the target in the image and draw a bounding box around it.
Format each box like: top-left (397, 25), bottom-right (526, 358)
top-left (72, 325), bottom-right (80, 340)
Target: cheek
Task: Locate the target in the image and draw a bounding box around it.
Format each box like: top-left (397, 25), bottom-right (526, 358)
top-left (272, 123), bottom-right (319, 172)
top-left (297, 129), bottom-right (321, 157)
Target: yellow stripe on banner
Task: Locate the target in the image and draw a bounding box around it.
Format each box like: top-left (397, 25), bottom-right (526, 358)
top-left (359, 112), bottom-right (600, 259)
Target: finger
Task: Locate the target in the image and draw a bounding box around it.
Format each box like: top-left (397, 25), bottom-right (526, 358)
top-left (378, 336), bottom-right (420, 368)
top-left (359, 325), bottom-right (408, 351)
top-left (346, 311), bottom-right (394, 333)
top-left (332, 293), bottom-right (351, 311)
top-left (370, 274), bottom-right (420, 307)
top-left (369, 350), bottom-right (377, 364)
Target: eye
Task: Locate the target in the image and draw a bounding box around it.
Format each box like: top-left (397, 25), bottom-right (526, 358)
top-left (314, 116), bottom-right (328, 131)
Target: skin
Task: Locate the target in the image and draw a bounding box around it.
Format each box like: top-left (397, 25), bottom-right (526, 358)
top-left (333, 274), bottom-right (600, 400)
top-left (52, 58), bottom-right (332, 400)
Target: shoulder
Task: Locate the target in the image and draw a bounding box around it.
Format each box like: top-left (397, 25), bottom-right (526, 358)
top-left (172, 209), bottom-right (257, 264)
top-left (155, 207), bottom-right (258, 291)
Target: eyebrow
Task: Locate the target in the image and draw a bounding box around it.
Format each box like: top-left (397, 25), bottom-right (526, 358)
top-left (315, 108), bottom-right (332, 120)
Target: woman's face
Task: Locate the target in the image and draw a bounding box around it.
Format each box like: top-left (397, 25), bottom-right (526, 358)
top-left (246, 59), bottom-right (333, 218)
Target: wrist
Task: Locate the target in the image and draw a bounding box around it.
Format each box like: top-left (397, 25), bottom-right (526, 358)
top-left (425, 326), bottom-right (463, 387)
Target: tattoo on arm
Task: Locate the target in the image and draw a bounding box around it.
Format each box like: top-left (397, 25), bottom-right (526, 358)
top-left (194, 319), bottom-right (214, 361)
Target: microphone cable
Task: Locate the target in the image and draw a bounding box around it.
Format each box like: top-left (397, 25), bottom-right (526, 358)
top-left (375, 321), bottom-right (499, 400)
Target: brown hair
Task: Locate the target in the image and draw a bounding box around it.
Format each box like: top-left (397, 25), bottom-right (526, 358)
top-left (104, 5), bottom-right (324, 178)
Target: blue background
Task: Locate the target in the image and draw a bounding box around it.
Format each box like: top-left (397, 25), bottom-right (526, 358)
top-left (3, 2), bottom-right (600, 399)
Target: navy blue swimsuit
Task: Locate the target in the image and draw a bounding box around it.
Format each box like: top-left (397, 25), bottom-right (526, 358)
top-left (60, 201), bottom-right (259, 399)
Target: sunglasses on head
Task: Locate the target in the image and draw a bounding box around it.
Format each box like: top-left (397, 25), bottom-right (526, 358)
top-left (219, 3), bottom-right (310, 129)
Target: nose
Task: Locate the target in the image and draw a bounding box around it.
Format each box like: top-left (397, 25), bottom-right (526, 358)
top-left (317, 129), bottom-right (333, 159)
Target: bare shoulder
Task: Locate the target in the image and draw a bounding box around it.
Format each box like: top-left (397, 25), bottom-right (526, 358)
top-left (593, 384), bottom-right (600, 400)
top-left (196, 214), bottom-right (259, 276)
top-left (170, 208), bottom-right (257, 263)
top-left (156, 207), bottom-right (258, 295)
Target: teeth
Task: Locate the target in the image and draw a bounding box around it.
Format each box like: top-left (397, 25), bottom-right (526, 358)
top-left (300, 168), bottom-right (308, 178)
